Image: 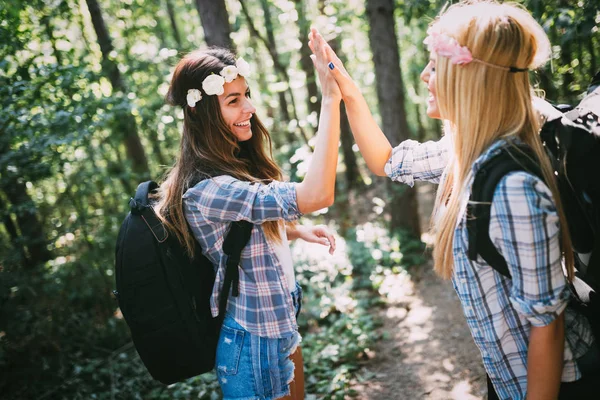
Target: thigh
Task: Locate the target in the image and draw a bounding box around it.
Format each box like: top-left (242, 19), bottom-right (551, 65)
top-left (216, 314), bottom-right (302, 400)
top-left (215, 317), bottom-right (256, 400)
top-left (280, 346), bottom-right (305, 400)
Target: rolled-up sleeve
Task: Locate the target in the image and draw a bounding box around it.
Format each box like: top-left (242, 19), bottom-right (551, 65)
top-left (183, 175), bottom-right (302, 225)
top-left (384, 135), bottom-right (450, 187)
top-left (488, 172), bottom-right (570, 327)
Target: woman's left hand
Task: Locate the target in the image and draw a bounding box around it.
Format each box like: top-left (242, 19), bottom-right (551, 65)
top-left (308, 28), bottom-right (342, 102)
top-left (296, 225), bottom-right (337, 255)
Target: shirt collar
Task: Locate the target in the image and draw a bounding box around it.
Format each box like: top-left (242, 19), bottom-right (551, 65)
top-left (469, 136), bottom-right (522, 177)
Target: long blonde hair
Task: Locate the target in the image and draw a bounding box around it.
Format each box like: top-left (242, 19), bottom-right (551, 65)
top-left (430, 1), bottom-right (574, 280)
top-left (155, 49), bottom-right (284, 256)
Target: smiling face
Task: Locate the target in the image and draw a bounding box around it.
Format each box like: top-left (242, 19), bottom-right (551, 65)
top-left (218, 77), bottom-right (256, 142)
top-left (420, 54), bottom-right (441, 120)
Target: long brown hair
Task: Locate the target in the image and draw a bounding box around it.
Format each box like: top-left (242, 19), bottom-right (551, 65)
top-left (429, 1), bottom-right (574, 280)
top-left (155, 48), bottom-right (283, 256)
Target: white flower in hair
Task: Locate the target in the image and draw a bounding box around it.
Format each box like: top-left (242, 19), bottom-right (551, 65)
top-left (186, 88), bottom-right (202, 107)
top-left (202, 74), bottom-right (226, 96)
top-left (220, 65), bottom-right (239, 83)
top-left (236, 58), bottom-right (251, 77)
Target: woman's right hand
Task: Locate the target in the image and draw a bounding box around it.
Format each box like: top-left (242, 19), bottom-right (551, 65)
top-left (308, 28), bottom-right (360, 101)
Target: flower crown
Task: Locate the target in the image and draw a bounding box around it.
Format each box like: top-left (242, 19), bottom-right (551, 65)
top-left (186, 58), bottom-right (251, 108)
top-left (423, 29), bottom-right (528, 73)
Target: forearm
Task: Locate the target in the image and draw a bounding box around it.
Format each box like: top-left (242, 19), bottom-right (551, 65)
top-left (526, 313), bottom-right (564, 400)
top-left (286, 223), bottom-right (303, 241)
top-left (342, 90), bottom-right (392, 176)
top-left (296, 97), bottom-right (340, 213)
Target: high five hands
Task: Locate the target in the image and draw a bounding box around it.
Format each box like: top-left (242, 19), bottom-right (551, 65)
top-left (307, 27), bottom-right (359, 99)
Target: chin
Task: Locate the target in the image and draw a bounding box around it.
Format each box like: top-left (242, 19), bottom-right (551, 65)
top-left (426, 109), bottom-right (441, 120)
top-left (237, 132), bottom-right (253, 142)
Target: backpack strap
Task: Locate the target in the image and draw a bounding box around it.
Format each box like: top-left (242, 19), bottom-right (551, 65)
top-left (129, 181), bottom-right (168, 243)
top-left (467, 147), bottom-right (543, 278)
top-left (130, 181), bottom-right (159, 215)
top-left (218, 221), bottom-right (253, 322)
top-left (586, 211), bottom-right (600, 287)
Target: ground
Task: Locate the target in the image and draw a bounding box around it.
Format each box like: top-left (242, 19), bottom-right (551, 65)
top-left (348, 182), bottom-right (487, 400)
top-left (349, 266), bottom-right (486, 399)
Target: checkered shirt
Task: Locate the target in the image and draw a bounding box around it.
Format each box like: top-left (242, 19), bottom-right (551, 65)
top-left (183, 175), bottom-right (302, 338)
top-left (385, 137), bottom-right (594, 399)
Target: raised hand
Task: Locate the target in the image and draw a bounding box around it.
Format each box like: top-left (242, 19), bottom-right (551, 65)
top-left (308, 27), bottom-right (359, 100)
top-left (308, 28), bottom-right (341, 101)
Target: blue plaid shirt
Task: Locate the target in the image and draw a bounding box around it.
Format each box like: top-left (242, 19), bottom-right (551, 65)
top-left (183, 175), bottom-right (302, 338)
top-left (385, 137), bottom-right (594, 399)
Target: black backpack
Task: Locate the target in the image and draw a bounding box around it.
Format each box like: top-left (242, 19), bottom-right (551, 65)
top-left (467, 74), bottom-right (600, 340)
top-left (114, 181), bottom-right (253, 384)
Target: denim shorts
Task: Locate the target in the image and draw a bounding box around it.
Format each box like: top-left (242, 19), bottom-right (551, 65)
top-left (216, 282), bottom-right (303, 400)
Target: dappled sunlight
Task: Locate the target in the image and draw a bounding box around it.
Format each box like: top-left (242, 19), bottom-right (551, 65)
top-left (379, 270), bottom-right (414, 302)
top-left (450, 380), bottom-right (482, 400)
top-left (351, 265), bottom-right (485, 399)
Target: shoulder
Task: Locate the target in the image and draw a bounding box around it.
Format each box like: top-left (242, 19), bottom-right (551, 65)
top-left (493, 171), bottom-right (556, 216)
top-left (183, 175), bottom-right (253, 200)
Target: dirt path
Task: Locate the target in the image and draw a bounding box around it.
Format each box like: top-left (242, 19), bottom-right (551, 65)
top-left (350, 266), bottom-right (486, 400)
top-left (349, 183), bottom-right (487, 400)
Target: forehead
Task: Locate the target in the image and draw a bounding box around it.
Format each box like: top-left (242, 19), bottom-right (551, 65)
top-left (221, 77), bottom-right (249, 95)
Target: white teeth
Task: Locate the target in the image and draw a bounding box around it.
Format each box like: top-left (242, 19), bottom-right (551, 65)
top-left (234, 120), bottom-right (250, 127)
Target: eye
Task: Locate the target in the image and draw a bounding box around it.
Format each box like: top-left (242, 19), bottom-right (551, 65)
top-left (229, 98), bottom-right (238, 105)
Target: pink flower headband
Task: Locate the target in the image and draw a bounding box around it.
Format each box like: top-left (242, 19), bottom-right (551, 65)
top-left (423, 29), bottom-right (528, 73)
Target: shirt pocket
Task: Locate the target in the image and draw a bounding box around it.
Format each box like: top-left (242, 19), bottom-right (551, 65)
top-left (216, 325), bottom-right (245, 375)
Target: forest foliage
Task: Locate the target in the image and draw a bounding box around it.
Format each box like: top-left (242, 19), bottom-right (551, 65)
top-left (1, 0), bottom-right (598, 398)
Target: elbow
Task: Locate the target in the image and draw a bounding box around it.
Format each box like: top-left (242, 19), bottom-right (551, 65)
top-left (323, 193), bottom-right (335, 208)
top-left (296, 184), bottom-right (334, 213)
top-left (367, 161), bottom-right (388, 177)
top-left (299, 193), bottom-right (334, 214)
top-left (314, 193), bottom-right (334, 209)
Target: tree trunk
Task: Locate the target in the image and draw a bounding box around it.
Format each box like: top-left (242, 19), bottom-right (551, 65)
top-left (84, 0), bottom-right (150, 177)
top-left (239, 0), bottom-right (310, 148)
top-left (340, 102), bottom-right (362, 189)
top-left (165, 0), bottom-right (182, 48)
top-left (3, 184), bottom-right (52, 269)
top-left (588, 36), bottom-right (597, 80)
top-left (1, 202), bottom-right (28, 266)
top-left (366, 0), bottom-right (420, 237)
top-left (257, 0), bottom-right (292, 143)
top-left (292, 0), bottom-right (321, 120)
top-left (328, 40), bottom-right (362, 189)
top-left (195, 0), bottom-right (233, 49)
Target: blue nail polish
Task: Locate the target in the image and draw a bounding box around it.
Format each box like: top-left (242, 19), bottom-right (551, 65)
top-left (328, 62), bottom-right (334, 70)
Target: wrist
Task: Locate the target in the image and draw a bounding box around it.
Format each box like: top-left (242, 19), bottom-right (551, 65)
top-left (289, 224), bottom-right (305, 240)
top-left (342, 87), bottom-right (361, 105)
top-left (322, 95), bottom-right (342, 104)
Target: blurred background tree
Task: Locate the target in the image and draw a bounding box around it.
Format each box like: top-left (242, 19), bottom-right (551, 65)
top-left (1, 0), bottom-right (598, 398)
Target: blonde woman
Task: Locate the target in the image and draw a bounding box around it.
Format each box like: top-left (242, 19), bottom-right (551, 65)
top-left (309, 1), bottom-right (598, 398)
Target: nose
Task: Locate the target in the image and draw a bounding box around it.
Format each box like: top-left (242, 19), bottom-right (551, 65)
top-left (243, 97), bottom-right (256, 115)
top-left (420, 65), bottom-right (429, 84)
